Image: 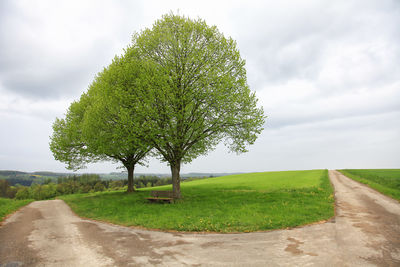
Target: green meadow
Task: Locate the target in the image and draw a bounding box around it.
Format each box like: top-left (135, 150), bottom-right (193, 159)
top-left (0, 198), bottom-right (33, 222)
top-left (339, 169), bottom-right (400, 201)
top-left (61, 169), bottom-right (334, 232)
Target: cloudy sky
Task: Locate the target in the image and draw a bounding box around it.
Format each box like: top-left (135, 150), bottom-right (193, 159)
top-left (0, 0), bottom-right (399, 174)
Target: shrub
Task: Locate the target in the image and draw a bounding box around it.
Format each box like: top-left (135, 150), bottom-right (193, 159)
top-left (15, 187), bottom-right (31, 200)
top-left (0, 179), bottom-right (10, 197)
top-left (41, 183), bottom-right (57, 199)
top-left (110, 180), bottom-right (123, 189)
top-left (80, 184), bottom-right (92, 193)
top-left (94, 182), bottom-right (105, 192)
top-left (6, 186), bottom-right (17, 199)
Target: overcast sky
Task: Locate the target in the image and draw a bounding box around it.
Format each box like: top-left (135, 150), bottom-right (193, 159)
top-left (0, 0), bottom-right (399, 174)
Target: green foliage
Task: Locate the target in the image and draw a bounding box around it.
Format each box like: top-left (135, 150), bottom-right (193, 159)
top-left (0, 171), bottom-right (60, 187)
top-left (137, 182), bottom-right (145, 189)
top-left (10, 172), bottom-right (170, 200)
top-left (30, 183), bottom-right (58, 200)
top-left (49, 52), bottom-right (152, 192)
top-left (15, 187), bottom-right (31, 200)
top-left (339, 169), bottom-right (400, 200)
top-left (80, 184), bottom-right (92, 193)
top-left (135, 175), bottom-right (171, 188)
top-left (50, 13), bottom-right (264, 196)
top-left (129, 13), bottom-right (265, 197)
top-left (0, 198), bottom-right (33, 222)
top-left (56, 181), bottom-right (80, 195)
top-left (0, 179), bottom-right (9, 197)
top-left (109, 180), bottom-right (124, 189)
top-left (50, 97), bottom-right (99, 171)
top-left (134, 14), bottom-right (264, 162)
top-left (6, 186), bottom-right (17, 199)
top-left (61, 170), bottom-right (334, 232)
top-left (94, 182), bottom-right (106, 192)
top-left (57, 174), bottom-right (101, 184)
top-left (0, 180), bottom-right (17, 199)
top-left (0, 170), bottom-right (26, 176)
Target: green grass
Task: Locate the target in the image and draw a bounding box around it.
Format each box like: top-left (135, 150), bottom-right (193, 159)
top-left (338, 169), bottom-right (400, 201)
top-left (0, 198), bottom-right (34, 222)
top-left (60, 169), bottom-right (334, 232)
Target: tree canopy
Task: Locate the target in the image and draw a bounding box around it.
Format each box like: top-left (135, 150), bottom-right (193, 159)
top-left (50, 13), bottom-right (265, 198)
top-left (50, 54), bottom-right (152, 192)
top-left (131, 14), bottom-right (265, 198)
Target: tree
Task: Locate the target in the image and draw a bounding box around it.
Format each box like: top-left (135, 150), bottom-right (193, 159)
top-left (50, 54), bottom-right (152, 193)
top-left (132, 14), bottom-right (265, 198)
top-left (0, 179), bottom-right (10, 198)
top-left (93, 182), bottom-right (105, 192)
top-left (6, 186), bottom-right (17, 199)
top-left (15, 186), bottom-right (30, 200)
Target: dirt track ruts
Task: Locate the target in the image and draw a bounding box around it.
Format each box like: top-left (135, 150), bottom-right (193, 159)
top-left (1, 170), bottom-right (399, 266)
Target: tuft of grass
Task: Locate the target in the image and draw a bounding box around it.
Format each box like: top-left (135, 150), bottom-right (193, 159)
top-left (338, 169), bottom-right (400, 201)
top-left (60, 170), bottom-right (334, 232)
top-left (0, 198), bottom-right (34, 222)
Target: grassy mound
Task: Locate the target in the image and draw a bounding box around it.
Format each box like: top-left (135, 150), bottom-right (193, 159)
top-left (0, 198), bottom-right (34, 222)
top-left (338, 169), bottom-right (400, 201)
top-left (61, 169), bottom-right (334, 232)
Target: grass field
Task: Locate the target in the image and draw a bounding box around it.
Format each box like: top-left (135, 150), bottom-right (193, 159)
top-left (61, 169), bottom-right (334, 232)
top-left (338, 169), bottom-right (400, 201)
top-left (0, 198), bottom-right (33, 222)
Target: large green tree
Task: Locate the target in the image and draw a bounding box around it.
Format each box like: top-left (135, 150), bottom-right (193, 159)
top-left (50, 55), bottom-right (152, 192)
top-left (133, 14), bottom-right (265, 198)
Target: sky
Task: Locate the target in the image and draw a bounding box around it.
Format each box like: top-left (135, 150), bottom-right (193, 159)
top-left (0, 0), bottom-right (399, 174)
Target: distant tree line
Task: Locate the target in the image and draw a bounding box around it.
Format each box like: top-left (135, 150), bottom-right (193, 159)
top-left (3, 178), bottom-right (35, 187)
top-left (0, 174), bottom-right (172, 200)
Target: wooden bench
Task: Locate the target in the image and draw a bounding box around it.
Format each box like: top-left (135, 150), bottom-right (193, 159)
top-left (146, 190), bottom-right (174, 203)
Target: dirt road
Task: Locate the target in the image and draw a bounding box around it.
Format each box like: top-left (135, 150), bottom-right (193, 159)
top-left (1, 170), bottom-right (399, 266)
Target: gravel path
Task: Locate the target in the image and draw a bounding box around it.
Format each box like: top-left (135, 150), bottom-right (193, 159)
top-left (0, 170), bottom-right (399, 266)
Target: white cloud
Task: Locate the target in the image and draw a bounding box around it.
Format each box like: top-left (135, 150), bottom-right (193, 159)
top-left (0, 90), bottom-right (71, 120)
top-left (0, 0), bottom-right (399, 173)
top-left (185, 110), bottom-right (400, 173)
top-left (0, 0), bottom-right (145, 98)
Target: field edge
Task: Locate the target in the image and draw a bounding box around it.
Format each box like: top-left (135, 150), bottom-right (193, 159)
top-left (0, 198), bottom-right (34, 224)
top-left (60, 169), bottom-right (335, 233)
top-left (337, 169), bottom-right (400, 201)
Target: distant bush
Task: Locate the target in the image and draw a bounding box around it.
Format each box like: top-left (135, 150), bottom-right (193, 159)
top-left (56, 181), bottom-right (80, 195)
top-left (4, 173), bottom-right (173, 200)
top-left (6, 186), bottom-right (17, 199)
top-left (5, 178), bottom-right (34, 186)
top-left (30, 183), bottom-right (57, 200)
top-left (80, 184), bottom-right (92, 193)
top-left (135, 176), bottom-right (172, 188)
top-left (94, 182), bottom-right (105, 192)
top-left (0, 180), bottom-right (18, 199)
top-left (15, 187), bottom-right (30, 200)
top-left (0, 179), bottom-right (10, 197)
top-left (109, 180), bottom-right (123, 189)
top-left (57, 174), bottom-right (101, 185)
top-left (137, 181), bottom-right (145, 188)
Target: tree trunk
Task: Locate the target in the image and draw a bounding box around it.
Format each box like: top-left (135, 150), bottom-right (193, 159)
top-left (127, 165), bottom-right (135, 193)
top-left (170, 163), bottom-right (181, 199)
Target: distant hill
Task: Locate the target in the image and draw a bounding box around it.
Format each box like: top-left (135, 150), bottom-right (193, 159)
top-left (0, 170), bottom-right (28, 176)
top-left (183, 172), bottom-right (242, 178)
top-left (0, 170), bottom-right (241, 185)
top-left (32, 171), bottom-right (69, 177)
top-left (0, 170), bottom-right (70, 186)
top-left (0, 170), bottom-right (69, 177)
